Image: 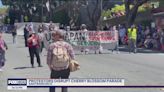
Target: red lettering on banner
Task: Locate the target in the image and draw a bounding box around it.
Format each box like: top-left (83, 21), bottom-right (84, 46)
top-left (89, 37), bottom-right (100, 41)
top-left (100, 37), bottom-right (114, 41)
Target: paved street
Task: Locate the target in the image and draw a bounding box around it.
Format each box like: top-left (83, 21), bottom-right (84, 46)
top-left (0, 33), bottom-right (164, 92)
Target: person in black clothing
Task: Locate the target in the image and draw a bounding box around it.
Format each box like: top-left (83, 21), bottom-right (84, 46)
top-left (12, 25), bottom-right (17, 44)
top-left (24, 24), bottom-right (29, 47)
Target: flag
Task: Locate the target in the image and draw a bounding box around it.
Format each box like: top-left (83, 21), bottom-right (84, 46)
top-left (46, 0), bottom-right (50, 12)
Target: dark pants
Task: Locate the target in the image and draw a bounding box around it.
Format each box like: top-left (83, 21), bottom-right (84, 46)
top-left (128, 39), bottom-right (137, 53)
top-left (29, 47), bottom-right (41, 66)
top-left (24, 36), bottom-right (28, 47)
top-left (12, 35), bottom-right (16, 44)
top-left (50, 68), bottom-right (70, 92)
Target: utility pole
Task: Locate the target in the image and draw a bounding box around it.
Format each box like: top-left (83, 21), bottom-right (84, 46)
top-left (99, 0), bottom-right (103, 30)
top-left (49, 0), bottom-right (52, 22)
top-left (41, 0), bottom-right (43, 22)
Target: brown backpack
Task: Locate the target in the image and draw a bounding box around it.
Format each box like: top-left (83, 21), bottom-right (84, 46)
top-left (51, 42), bottom-right (70, 69)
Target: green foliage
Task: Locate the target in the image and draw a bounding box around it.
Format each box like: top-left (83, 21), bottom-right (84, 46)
top-left (102, 3), bottom-right (150, 19)
top-left (53, 10), bottom-right (69, 25)
top-left (102, 10), bottom-right (112, 18)
top-left (111, 4), bottom-right (125, 13)
top-left (0, 7), bottom-right (8, 15)
top-left (138, 5), bottom-right (147, 12)
top-left (102, 4), bottom-right (125, 18)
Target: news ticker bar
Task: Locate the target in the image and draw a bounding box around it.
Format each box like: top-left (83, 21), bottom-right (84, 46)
top-left (7, 78), bottom-right (124, 90)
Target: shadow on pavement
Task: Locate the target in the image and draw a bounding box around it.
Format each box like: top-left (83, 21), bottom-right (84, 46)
top-left (13, 67), bottom-right (32, 70)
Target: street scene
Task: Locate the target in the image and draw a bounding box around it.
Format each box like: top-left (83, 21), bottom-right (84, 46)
top-left (0, 0), bottom-right (164, 92)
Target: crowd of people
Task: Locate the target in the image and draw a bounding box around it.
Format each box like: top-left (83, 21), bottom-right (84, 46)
top-left (103, 24), bottom-right (164, 52)
top-left (0, 21), bottom-right (164, 92)
top-left (6, 22), bottom-right (75, 92)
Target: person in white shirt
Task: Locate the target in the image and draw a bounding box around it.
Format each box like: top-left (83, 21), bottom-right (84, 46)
top-left (80, 24), bottom-right (89, 54)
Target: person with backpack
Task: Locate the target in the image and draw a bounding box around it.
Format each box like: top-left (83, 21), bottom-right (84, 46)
top-left (47, 30), bottom-right (75, 92)
top-left (0, 31), bottom-right (8, 71)
top-left (27, 32), bottom-right (42, 68)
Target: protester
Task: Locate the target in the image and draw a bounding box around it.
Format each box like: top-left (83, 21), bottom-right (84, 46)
top-left (47, 30), bottom-right (75, 92)
top-left (111, 26), bottom-right (119, 53)
top-left (0, 32), bottom-right (8, 71)
top-left (12, 25), bottom-right (17, 44)
top-left (28, 22), bottom-right (35, 33)
top-left (24, 24), bottom-right (29, 47)
top-left (42, 24), bottom-right (52, 51)
top-left (27, 32), bottom-right (42, 68)
top-left (49, 21), bottom-right (54, 32)
top-left (128, 24), bottom-right (137, 53)
top-left (38, 25), bottom-right (44, 54)
top-left (80, 24), bottom-right (89, 54)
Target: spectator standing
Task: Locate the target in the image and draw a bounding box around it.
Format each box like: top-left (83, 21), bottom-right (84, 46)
top-left (119, 25), bottom-right (126, 45)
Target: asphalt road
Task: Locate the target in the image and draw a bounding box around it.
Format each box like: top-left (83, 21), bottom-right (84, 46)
top-left (0, 34), bottom-right (164, 92)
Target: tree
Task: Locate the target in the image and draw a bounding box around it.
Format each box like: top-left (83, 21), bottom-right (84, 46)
top-left (125, 0), bottom-right (150, 27)
top-left (1, 0), bottom-right (67, 23)
top-left (67, 0), bottom-right (82, 28)
top-left (86, 0), bottom-right (111, 30)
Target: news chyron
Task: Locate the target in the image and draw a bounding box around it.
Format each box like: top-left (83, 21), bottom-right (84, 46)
top-left (7, 78), bottom-right (27, 90)
top-left (7, 78), bottom-right (125, 90)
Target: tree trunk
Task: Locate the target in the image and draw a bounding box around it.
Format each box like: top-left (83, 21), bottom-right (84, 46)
top-left (125, 0), bottom-right (150, 27)
top-left (127, 5), bottom-right (139, 27)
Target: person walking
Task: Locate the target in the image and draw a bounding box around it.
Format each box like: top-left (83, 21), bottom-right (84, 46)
top-left (0, 31), bottom-right (8, 71)
top-left (12, 25), bottom-right (17, 44)
top-left (47, 30), bottom-right (75, 92)
top-left (128, 25), bottom-right (137, 53)
top-left (111, 26), bottom-right (119, 53)
top-left (38, 25), bottom-right (44, 54)
top-left (27, 32), bottom-right (42, 68)
top-left (24, 24), bottom-right (29, 47)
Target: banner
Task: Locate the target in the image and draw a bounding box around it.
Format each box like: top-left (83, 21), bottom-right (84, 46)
top-left (66, 31), bottom-right (117, 50)
top-left (64, 31), bottom-right (118, 51)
